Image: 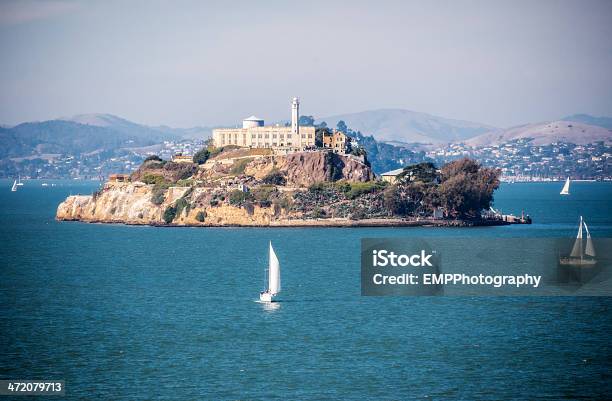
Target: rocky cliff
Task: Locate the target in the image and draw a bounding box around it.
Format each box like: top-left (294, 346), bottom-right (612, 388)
top-left (56, 150), bottom-right (379, 226)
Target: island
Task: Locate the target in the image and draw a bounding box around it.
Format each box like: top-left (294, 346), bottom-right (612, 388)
top-left (56, 97), bottom-right (522, 227)
top-left (55, 145), bottom-right (518, 227)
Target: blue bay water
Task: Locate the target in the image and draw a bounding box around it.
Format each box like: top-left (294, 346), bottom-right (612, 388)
top-left (1, 180), bottom-right (611, 400)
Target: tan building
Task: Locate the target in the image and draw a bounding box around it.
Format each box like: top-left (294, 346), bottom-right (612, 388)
top-left (380, 168), bottom-right (405, 184)
top-left (212, 98), bottom-right (315, 150)
top-left (322, 130), bottom-right (350, 153)
top-left (172, 154), bottom-right (194, 163)
top-left (109, 173), bottom-right (130, 182)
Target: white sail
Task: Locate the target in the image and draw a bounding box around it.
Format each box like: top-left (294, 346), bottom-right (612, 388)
top-left (11, 180), bottom-right (17, 192)
top-left (560, 177), bottom-right (570, 195)
top-left (570, 216), bottom-right (583, 258)
top-left (268, 242), bottom-right (281, 294)
top-left (584, 221), bottom-right (596, 257)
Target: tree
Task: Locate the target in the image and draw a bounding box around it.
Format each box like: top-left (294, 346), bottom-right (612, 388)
top-left (193, 148), bottom-right (211, 165)
top-left (144, 155), bottom-right (162, 162)
top-left (336, 120), bottom-right (347, 133)
top-left (397, 162), bottom-right (439, 184)
top-left (315, 127), bottom-right (329, 148)
top-left (438, 158), bottom-right (500, 218)
top-left (299, 115), bottom-right (315, 126)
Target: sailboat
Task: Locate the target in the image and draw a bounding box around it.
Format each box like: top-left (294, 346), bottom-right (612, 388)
top-left (11, 180), bottom-right (17, 192)
top-left (560, 177), bottom-right (570, 195)
top-left (559, 216), bottom-right (596, 266)
top-left (16, 175), bottom-right (24, 186)
top-left (260, 241), bottom-right (281, 302)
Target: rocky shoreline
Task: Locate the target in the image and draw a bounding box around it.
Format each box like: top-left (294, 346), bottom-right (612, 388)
top-left (56, 150), bottom-right (514, 228)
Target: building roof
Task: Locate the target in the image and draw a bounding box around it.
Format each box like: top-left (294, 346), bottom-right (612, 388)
top-left (380, 168), bottom-right (405, 176)
top-left (243, 115), bottom-right (264, 121)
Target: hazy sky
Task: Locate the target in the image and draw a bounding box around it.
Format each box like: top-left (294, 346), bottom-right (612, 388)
top-left (1, 0), bottom-right (611, 128)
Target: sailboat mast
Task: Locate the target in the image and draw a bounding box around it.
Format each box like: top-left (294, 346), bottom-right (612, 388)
top-left (579, 216), bottom-right (584, 259)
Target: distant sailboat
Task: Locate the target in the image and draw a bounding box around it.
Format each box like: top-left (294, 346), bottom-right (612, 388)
top-left (560, 216), bottom-right (596, 266)
top-left (260, 242), bottom-right (281, 302)
top-left (560, 177), bottom-right (570, 195)
top-left (11, 180), bottom-right (17, 192)
top-left (16, 175), bottom-right (24, 186)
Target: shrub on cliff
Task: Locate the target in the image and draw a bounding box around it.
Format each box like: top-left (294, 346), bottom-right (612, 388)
top-left (342, 181), bottom-right (387, 200)
top-left (230, 158), bottom-right (253, 175)
top-left (151, 188), bottom-right (166, 205)
top-left (195, 211), bottom-right (206, 222)
top-left (145, 155), bottom-right (162, 162)
top-left (193, 148), bottom-right (211, 165)
top-left (251, 185), bottom-right (276, 202)
top-left (150, 182), bottom-right (172, 205)
top-left (143, 173), bottom-right (166, 185)
top-left (175, 197), bottom-right (190, 217)
top-left (229, 189), bottom-right (253, 206)
top-left (163, 161), bottom-right (196, 181)
top-left (262, 170), bottom-right (286, 186)
top-left (163, 206), bottom-right (177, 224)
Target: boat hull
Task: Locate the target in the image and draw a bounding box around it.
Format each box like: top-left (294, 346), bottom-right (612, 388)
top-left (559, 257), bottom-right (597, 267)
top-left (259, 291), bottom-right (276, 302)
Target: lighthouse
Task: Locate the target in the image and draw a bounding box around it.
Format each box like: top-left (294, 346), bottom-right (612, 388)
top-left (291, 97), bottom-right (299, 135)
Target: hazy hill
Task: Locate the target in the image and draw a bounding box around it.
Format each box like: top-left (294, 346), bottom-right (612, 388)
top-left (0, 120), bottom-right (145, 159)
top-left (466, 120), bottom-right (612, 146)
top-left (64, 113), bottom-right (213, 140)
top-left (0, 114), bottom-right (214, 159)
top-left (562, 114), bottom-right (612, 130)
top-left (318, 109), bottom-right (496, 144)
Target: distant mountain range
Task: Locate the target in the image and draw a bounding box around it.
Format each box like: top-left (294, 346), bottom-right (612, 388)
top-left (1, 111), bottom-right (611, 161)
top-left (0, 114), bottom-right (211, 159)
top-left (318, 109), bottom-right (612, 146)
top-left (318, 109), bottom-right (495, 144)
top-left (466, 120), bottom-right (612, 146)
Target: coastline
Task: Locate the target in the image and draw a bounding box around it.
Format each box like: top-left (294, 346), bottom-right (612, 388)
top-left (56, 216), bottom-right (510, 228)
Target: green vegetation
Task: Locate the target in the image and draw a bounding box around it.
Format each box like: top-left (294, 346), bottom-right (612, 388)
top-left (397, 162), bottom-right (438, 183)
top-left (195, 211), bottom-right (206, 222)
top-left (163, 206), bottom-right (177, 224)
top-left (193, 148), bottom-right (211, 165)
top-left (175, 197), bottom-right (190, 217)
top-left (230, 158), bottom-right (253, 175)
top-left (142, 173), bottom-right (166, 185)
top-left (175, 179), bottom-right (194, 187)
top-left (144, 155), bottom-right (162, 162)
top-left (340, 181), bottom-right (387, 199)
top-left (438, 158), bottom-right (500, 218)
top-left (262, 169), bottom-right (286, 185)
top-left (163, 161), bottom-right (196, 180)
top-left (251, 185), bottom-right (276, 202)
top-left (228, 189), bottom-right (253, 206)
top-left (150, 181), bottom-right (172, 205)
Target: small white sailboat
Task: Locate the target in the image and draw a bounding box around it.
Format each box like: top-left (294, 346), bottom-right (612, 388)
top-left (16, 175), bottom-right (24, 186)
top-left (260, 241), bottom-right (281, 302)
top-left (11, 180), bottom-right (17, 192)
top-left (560, 216), bottom-right (596, 266)
top-left (560, 177), bottom-right (570, 195)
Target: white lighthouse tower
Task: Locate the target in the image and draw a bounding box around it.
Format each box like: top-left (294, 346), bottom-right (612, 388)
top-left (291, 97), bottom-right (299, 135)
